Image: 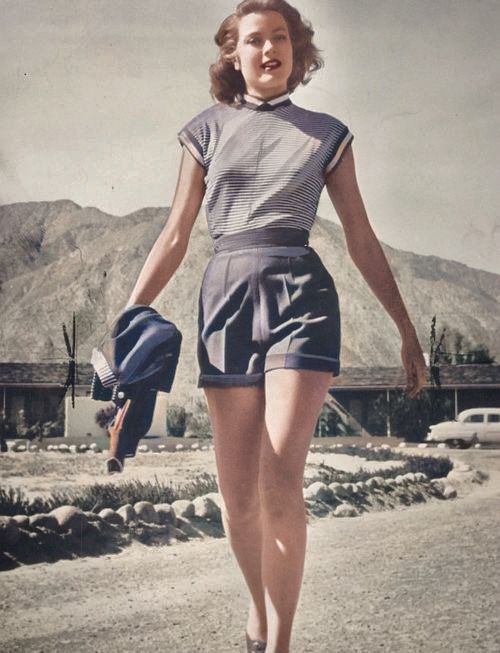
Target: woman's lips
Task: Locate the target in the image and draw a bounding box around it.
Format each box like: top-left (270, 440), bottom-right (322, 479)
top-left (261, 59), bottom-right (281, 71)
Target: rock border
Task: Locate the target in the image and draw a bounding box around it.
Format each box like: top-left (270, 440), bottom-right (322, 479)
top-left (0, 458), bottom-right (488, 570)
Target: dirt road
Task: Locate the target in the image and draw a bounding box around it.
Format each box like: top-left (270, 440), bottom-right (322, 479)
top-left (1, 449), bottom-right (499, 653)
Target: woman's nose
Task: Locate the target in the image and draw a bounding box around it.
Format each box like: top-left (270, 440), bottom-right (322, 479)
top-left (263, 40), bottom-right (275, 54)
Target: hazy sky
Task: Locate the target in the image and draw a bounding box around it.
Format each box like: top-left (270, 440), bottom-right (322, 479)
top-left (1, 0), bottom-right (499, 274)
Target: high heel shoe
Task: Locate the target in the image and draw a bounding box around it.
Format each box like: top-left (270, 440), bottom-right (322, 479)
top-left (246, 632), bottom-right (267, 652)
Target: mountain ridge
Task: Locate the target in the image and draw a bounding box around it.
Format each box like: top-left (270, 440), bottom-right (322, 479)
top-left (1, 200), bottom-right (499, 402)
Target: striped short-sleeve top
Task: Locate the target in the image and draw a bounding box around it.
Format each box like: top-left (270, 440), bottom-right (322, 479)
top-left (177, 91), bottom-right (353, 241)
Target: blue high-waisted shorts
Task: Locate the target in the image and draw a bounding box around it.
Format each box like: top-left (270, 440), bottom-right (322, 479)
top-left (197, 228), bottom-right (341, 387)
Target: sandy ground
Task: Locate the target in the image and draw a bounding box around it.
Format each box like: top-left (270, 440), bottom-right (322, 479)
top-left (1, 449), bottom-right (499, 653)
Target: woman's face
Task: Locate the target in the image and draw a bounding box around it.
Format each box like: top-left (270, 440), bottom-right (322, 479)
top-left (233, 10), bottom-right (293, 100)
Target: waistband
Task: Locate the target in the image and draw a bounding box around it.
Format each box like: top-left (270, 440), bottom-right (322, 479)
top-left (213, 227), bottom-right (309, 254)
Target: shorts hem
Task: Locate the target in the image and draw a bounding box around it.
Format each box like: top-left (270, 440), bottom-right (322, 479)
top-left (264, 353), bottom-right (340, 376)
top-left (198, 372), bottom-right (264, 388)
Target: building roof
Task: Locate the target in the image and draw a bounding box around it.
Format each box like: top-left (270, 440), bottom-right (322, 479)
top-left (334, 364), bottom-right (500, 390)
top-left (0, 362), bottom-right (93, 387)
top-left (0, 362), bottom-right (499, 390)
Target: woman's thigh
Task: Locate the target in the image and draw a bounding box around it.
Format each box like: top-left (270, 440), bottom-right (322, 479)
top-left (260, 369), bottom-right (333, 494)
top-left (203, 385), bottom-right (265, 512)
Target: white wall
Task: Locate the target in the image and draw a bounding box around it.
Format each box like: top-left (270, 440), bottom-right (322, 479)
top-left (65, 393), bottom-right (169, 438)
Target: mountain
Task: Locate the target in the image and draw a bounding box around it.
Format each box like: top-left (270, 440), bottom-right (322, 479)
top-left (1, 200), bottom-right (499, 402)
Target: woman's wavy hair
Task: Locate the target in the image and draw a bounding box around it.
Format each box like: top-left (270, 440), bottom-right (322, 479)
top-left (209, 0), bottom-right (323, 104)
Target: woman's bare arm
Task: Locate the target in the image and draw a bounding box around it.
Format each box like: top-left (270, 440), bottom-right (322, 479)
top-left (325, 145), bottom-right (427, 397)
top-left (126, 149), bottom-right (206, 307)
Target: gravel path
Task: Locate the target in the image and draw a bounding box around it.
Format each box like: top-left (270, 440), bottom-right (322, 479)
top-left (1, 450), bottom-right (499, 653)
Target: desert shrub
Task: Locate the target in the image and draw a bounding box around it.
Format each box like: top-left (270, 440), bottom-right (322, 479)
top-left (166, 404), bottom-right (187, 437)
top-left (0, 472), bottom-right (219, 516)
top-left (404, 454), bottom-right (453, 479)
top-left (187, 398), bottom-right (212, 439)
top-left (0, 486), bottom-right (51, 516)
top-left (306, 454), bottom-right (452, 487)
top-left (312, 444), bottom-right (405, 462)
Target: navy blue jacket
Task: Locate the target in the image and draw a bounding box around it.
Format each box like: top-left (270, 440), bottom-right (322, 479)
top-left (91, 305), bottom-right (182, 457)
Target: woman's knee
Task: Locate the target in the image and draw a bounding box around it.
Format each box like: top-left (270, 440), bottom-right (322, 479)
top-left (220, 484), bottom-right (261, 523)
top-left (259, 462), bottom-right (305, 519)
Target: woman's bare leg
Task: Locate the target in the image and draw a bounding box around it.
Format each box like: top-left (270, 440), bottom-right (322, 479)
top-left (203, 384), bottom-right (268, 642)
top-left (260, 369), bottom-right (333, 653)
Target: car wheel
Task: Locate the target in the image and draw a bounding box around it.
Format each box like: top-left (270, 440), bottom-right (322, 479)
top-left (445, 438), bottom-right (465, 449)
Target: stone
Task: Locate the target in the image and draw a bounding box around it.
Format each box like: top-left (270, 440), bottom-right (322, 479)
top-left (154, 503), bottom-right (177, 525)
top-left (204, 492), bottom-right (224, 510)
top-left (171, 499), bottom-right (195, 518)
top-left (193, 495), bottom-right (221, 520)
top-left (403, 472), bottom-right (417, 483)
top-left (430, 478), bottom-right (447, 494)
top-left (394, 475), bottom-right (407, 486)
top-left (78, 444), bottom-right (89, 452)
top-left (14, 444), bottom-right (27, 452)
top-left (443, 485), bottom-right (457, 500)
top-left (355, 481), bottom-right (367, 492)
top-left (137, 444), bottom-right (150, 453)
top-left (333, 503), bottom-right (359, 518)
top-left (58, 443), bottom-right (70, 453)
top-left (365, 442), bottom-right (373, 449)
top-left (303, 482), bottom-right (334, 503)
top-left (437, 442), bottom-right (447, 449)
top-left (417, 443), bottom-right (428, 448)
top-left (117, 504), bottom-right (137, 525)
top-left (0, 516), bottom-right (20, 548)
top-left (29, 513), bottom-right (59, 531)
top-left (414, 472), bottom-right (428, 482)
top-left (28, 444), bottom-right (39, 452)
top-left (157, 445), bottom-right (167, 452)
top-left (328, 482), bottom-right (343, 495)
top-left (12, 514), bottom-right (30, 528)
top-left (98, 509), bottom-right (124, 526)
top-left (134, 501), bottom-right (159, 524)
top-left (50, 505), bottom-right (88, 532)
top-left (398, 442), bottom-right (407, 448)
top-left (69, 444), bottom-right (79, 454)
top-left (89, 443), bottom-right (101, 452)
top-left (365, 477), bottom-right (380, 489)
top-left (474, 443), bottom-right (482, 449)
top-left (175, 444), bottom-right (184, 451)
top-left (84, 511), bottom-right (103, 523)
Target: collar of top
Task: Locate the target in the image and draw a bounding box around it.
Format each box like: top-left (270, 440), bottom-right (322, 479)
top-left (242, 91), bottom-right (291, 111)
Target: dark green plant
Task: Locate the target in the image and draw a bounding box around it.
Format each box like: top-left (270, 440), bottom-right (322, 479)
top-left (166, 404), bottom-right (187, 437)
top-left (371, 389), bottom-right (453, 442)
top-left (187, 398), bottom-right (212, 439)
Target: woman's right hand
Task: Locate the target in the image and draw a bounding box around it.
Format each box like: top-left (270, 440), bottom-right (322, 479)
top-left (126, 147), bottom-right (206, 307)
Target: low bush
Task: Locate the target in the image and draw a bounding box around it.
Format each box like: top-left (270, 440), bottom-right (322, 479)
top-left (312, 444), bottom-right (405, 462)
top-left (307, 454), bottom-right (452, 487)
top-left (0, 472), bottom-right (219, 516)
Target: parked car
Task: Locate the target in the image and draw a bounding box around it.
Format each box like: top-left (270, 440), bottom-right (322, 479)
top-left (426, 408), bottom-right (500, 448)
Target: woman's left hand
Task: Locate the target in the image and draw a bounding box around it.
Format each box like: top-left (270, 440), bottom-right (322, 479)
top-left (401, 332), bottom-right (428, 399)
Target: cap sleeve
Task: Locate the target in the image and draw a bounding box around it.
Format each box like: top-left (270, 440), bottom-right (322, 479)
top-left (324, 120), bottom-right (354, 176)
top-left (177, 111), bottom-right (211, 169)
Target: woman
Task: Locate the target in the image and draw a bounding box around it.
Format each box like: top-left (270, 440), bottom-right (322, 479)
top-left (126, 1), bottom-right (427, 651)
